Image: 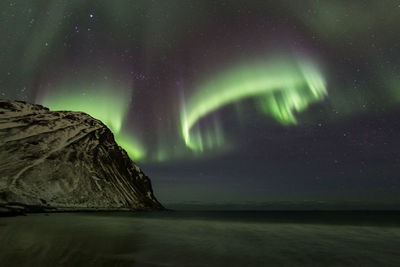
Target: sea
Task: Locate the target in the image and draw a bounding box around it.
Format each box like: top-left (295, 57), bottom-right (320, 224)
top-left (1, 211), bottom-right (399, 266)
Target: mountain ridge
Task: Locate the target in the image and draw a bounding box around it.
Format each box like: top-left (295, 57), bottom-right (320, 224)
top-left (0, 100), bottom-right (164, 214)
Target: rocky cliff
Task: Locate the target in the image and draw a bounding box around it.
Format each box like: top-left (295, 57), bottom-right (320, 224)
top-left (0, 100), bottom-right (164, 214)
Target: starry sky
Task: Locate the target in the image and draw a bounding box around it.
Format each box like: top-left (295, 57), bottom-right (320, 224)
top-left (1, 0), bottom-right (400, 209)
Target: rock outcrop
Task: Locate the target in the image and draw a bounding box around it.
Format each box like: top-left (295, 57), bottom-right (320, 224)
top-left (0, 100), bottom-right (164, 214)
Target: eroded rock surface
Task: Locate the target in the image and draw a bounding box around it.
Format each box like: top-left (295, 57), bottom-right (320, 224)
top-left (0, 100), bottom-right (164, 214)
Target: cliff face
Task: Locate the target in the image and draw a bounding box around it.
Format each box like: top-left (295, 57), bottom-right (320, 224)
top-left (0, 100), bottom-right (164, 214)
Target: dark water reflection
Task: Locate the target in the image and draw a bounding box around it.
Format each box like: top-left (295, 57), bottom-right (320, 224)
top-left (1, 211), bottom-right (400, 266)
top-left (1, 214), bottom-right (143, 266)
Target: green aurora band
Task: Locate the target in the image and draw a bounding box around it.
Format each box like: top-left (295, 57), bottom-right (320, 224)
top-left (38, 82), bottom-right (146, 160)
top-left (181, 56), bottom-right (328, 151)
top-left (36, 56), bottom-right (328, 162)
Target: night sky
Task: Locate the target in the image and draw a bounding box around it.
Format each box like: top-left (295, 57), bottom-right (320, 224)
top-left (1, 1), bottom-right (400, 209)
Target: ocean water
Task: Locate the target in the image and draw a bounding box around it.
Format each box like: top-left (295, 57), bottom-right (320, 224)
top-left (0, 211), bottom-right (400, 266)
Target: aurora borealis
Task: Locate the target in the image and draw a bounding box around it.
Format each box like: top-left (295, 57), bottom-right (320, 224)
top-left (38, 77), bottom-right (147, 160)
top-left (1, 0), bottom-right (400, 208)
top-left (181, 55), bottom-right (327, 151)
